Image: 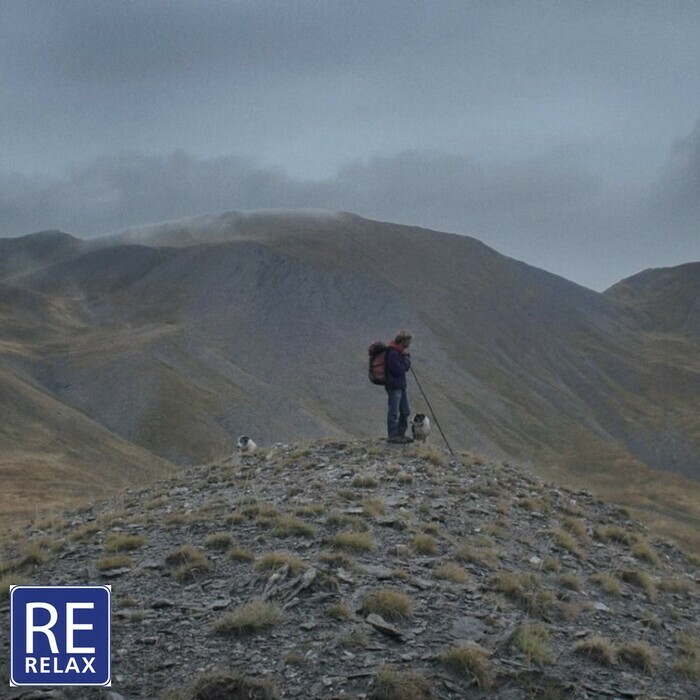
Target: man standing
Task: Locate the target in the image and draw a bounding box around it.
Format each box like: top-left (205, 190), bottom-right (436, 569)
top-left (385, 330), bottom-right (413, 444)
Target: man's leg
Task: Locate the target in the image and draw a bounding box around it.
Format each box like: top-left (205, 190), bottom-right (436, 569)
top-left (387, 388), bottom-right (401, 439)
top-left (398, 389), bottom-right (411, 438)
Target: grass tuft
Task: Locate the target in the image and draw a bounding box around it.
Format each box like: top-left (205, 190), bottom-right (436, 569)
top-left (214, 599), bottom-right (282, 636)
top-left (105, 534), bottom-right (146, 553)
top-left (370, 665), bottom-right (434, 700)
top-left (182, 670), bottom-right (280, 699)
top-left (256, 551), bottom-right (308, 574)
top-left (572, 636), bottom-right (617, 665)
top-left (590, 572), bottom-right (621, 596)
top-left (514, 622), bottom-right (552, 664)
top-left (434, 562), bottom-right (469, 584)
top-left (411, 533), bottom-right (438, 555)
top-left (361, 588), bottom-right (414, 621)
top-left (205, 533), bottom-right (235, 550)
top-left (440, 645), bottom-right (492, 689)
top-left (618, 642), bottom-right (658, 673)
top-left (330, 531), bottom-right (375, 552)
top-left (165, 545), bottom-right (212, 581)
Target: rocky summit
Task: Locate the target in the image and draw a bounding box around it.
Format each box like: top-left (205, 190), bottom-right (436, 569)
top-left (1, 440), bottom-right (699, 699)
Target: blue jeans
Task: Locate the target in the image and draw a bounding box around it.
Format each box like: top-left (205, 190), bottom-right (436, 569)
top-left (386, 388), bottom-right (410, 438)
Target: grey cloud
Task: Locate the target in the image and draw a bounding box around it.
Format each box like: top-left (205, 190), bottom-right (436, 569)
top-left (652, 120), bottom-right (700, 224)
top-left (4, 142), bottom-right (694, 291)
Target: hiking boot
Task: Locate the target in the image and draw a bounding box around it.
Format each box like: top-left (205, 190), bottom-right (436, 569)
top-left (388, 436), bottom-right (409, 444)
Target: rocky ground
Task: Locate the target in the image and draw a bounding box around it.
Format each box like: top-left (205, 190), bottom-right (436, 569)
top-left (1, 439), bottom-right (699, 699)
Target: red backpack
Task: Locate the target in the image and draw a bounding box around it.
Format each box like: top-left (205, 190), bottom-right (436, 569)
top-left (368, 341), bottom-right (388, 385)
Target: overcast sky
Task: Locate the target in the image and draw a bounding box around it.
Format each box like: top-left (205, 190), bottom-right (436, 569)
top-left (1, 1), bottom-right (699, 290)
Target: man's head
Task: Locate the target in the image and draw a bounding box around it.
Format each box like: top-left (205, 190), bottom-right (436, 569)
top-left (394, 329), bottom-right (413, 349)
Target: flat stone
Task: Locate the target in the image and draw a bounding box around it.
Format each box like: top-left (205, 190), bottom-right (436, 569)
top-left (366, 613), bottom-right (403, 638)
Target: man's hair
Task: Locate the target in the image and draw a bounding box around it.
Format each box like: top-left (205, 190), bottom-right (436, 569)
top-left (394, 330), bottom-right (413, 344)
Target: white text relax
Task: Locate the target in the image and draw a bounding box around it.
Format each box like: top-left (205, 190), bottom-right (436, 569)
top-left (25, 656), bottom-right (96, 674)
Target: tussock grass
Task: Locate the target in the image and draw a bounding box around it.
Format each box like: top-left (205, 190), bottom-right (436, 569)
top-left (318, 551), bottom-right (357, 569)
top-left (330, 531), bottom-right (375, 552)
top-left (658, 577), bottom-right (694, 594)
top-left (165, 545), bottom-right (212, 581)
top-left (352, 475), bottom-right (378, 489)
top-left (370, 665), bottom-right (434, 700)
top-left (618, 569), bottom-right (657, 600)
top-left (69, 523), bottom-right (101, 542)
top-left (674, 633), bottom-right (700, 680)
top-left (205, 533), bottom-right (235, 549)
top-left (362, 498), bottom-right (385, 517)
top-left (632, 539), bottom-right (660, 565)
top-left (175, 670), bottom-right (280, 699)
top-left (270, 515), bottom-right (315, 538)
top-left (490, 571), bottom-right (554, 616)
top-left (618, 642), bottom-right (658, 673)
top-left (440, 644), bottom-right (492, 689)
top-left (434, 562), bottom-right (469, 584)
top-left (639, 611), bottom-right (663, 630)
top-left (145, 495), bottom-right (168, 510)
top-left (214, 600), bottom-right (282, 636)
top-left (1, 575), bottom-right (31, 601)
top-left (514, 622), bottom-right (552, 664)
top-left (0, 558), bottom-right (22, 576)
top-left (414, 445), bottom-right (447, 467)
top-left (455, 542), bottom-right (500, 569)
top-left (411, 533), bottom-right (438, 555)
top-left (326, 603), bottom-right (353, 620)
top-left (97, 555), bottom-right (134, 571)
top-left (572, 636), bottom-right (617, 665)
top-left (552, 528), bottom-right (585, 559)
top-left (294, 504), bottom-right (325, 517)
top-left (543, 557), bottom-right (561, 572)
top-left (105, 534), bottom-right (146, 553)
top-left (228, 546), bottom-right (255, 562)
top-left (339, 629), bottom-right (369, 648)
top-left (590, 572), bottom-right (622, 596)
top-left (595, 525), bottom-right (637, 545)
top-left (256, 551), bottom-right (308, 574)
top-left (21, 543), bottom-right (50, 566)
top-left (562, 515), bottom-right (589, 542)
top-left (326, 511), bottom-right (369, 531)
top-left (361, 588), bottom-right (414, 621)
top-left (559, 573), bottom-right (583, 592)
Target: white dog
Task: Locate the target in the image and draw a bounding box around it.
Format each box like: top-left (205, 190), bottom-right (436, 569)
top-left (411, 414), bottom-right (431, 442)
top-left (237, 435), bottom-right (257, 455)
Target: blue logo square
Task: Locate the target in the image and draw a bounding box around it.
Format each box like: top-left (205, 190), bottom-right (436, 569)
top-left (10, 585), bottom-right (111, 687)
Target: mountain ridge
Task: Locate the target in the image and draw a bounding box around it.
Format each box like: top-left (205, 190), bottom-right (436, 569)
top-left (1, 439), bottom-right (698, 698)
top-left (1, 210), bottom-right (699, 554)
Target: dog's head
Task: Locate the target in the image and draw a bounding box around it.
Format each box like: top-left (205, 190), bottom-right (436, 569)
top-left (237, 435), bottom-right (251, 450)
top-left (412, 413), bottom-right (427, 425)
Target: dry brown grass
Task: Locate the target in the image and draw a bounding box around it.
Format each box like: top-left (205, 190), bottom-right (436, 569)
top-left (330, 531), bottom-right (375, 552)
top-left (370, 665), bottom-right (434, 700)
top-left (256, 551), bottom-right (308, 574)
top-left (213, 600), bottom-right (283, 636)
top-left (440, 645), bottom-right (493, 689)
top-left (165, 544), bottom-right (212, 581)
top-left (572, 636), bottom-right (617, 665)
top-left (105, 534), bottom-right (147, 552)
top-left (361, 588), bottom-right (414, 621)
top-left (434, 562), bottom-right (469, 584)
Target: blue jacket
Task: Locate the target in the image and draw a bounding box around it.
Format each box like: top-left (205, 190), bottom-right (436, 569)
top-left (385, 343), bottom-right (411, 390)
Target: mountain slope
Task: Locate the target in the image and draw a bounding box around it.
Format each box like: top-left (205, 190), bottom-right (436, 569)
top-left (2, 440), bottom-right (699, 697)
top-left (605, 262), bottom-right (700, 337)
top-left (1, 210), bottom-right (699, 552)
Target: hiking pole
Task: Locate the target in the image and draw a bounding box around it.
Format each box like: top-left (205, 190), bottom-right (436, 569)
top-left (410, 366), bottom-right (457, 458)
